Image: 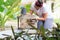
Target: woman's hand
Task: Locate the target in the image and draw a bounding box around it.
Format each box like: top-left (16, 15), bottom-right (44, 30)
top-left (36, 17), bottom-right (47, 21)
top-left (36, 13), bottom-right (47, 21)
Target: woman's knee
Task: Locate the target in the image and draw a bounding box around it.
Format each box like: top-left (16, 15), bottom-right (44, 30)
top-left (44, 18), bottom-right (53, 29)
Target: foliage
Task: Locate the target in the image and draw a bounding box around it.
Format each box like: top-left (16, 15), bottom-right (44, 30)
top-left (54, 19), bottom-right (60, 24)
top-left (27, 20), bottom-right (46, 40)
top-left (27, 19), bottom-right (60, 40)
top-left (0, 0), bottom-right (21, 28)
top-left (0, 0), bottom-right (4, 12)
top-left (25, 4), bottom-right (31, 12)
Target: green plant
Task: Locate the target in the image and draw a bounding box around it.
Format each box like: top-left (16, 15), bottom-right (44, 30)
top-left (0, 0), bottom-right (21, 29)
top-left (25, 4), bottom-right (31, 12)
top-left (27, 20), bottom-right (46, 40)
top-left (54, 19), bottom-right (60, 24)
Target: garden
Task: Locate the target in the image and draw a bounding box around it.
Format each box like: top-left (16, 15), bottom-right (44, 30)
top-left (0, 0), bottom-right (60, 40)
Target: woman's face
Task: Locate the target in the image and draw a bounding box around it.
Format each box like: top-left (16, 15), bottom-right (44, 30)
top-left (35, 5), bottom-right (40, 10)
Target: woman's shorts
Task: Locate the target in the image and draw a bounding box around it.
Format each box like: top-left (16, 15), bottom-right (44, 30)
top-left (37, 18), bottom-right (53, 29)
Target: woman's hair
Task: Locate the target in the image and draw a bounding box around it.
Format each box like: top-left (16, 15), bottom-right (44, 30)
top-left (35, 1), bottom-right (43, 7)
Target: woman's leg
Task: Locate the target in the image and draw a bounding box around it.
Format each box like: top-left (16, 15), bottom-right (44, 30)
top-left (37, 21), bottom-right (43, 29)
top-left (44, 18), bottom-right (53, 30)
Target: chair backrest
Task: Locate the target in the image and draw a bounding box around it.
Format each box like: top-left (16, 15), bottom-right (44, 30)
top-left (17, 14), bottom-right (38, 29)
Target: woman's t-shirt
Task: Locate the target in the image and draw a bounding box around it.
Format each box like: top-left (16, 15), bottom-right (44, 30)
top-left (30, 2), bottom-right (53, 19)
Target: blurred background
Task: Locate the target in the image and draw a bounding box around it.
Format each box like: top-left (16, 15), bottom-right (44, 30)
top-left (0, 0), bottom-right (60, 30)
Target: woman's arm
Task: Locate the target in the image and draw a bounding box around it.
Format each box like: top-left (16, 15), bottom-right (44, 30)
top-left (36, 13), bottom-right (47, 21)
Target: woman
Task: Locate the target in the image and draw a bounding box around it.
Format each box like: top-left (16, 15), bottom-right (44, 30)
top-left (30, 1), bottom-right (53, 30)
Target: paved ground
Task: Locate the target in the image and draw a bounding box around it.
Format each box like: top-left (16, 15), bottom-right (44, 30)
top-left (5, 20), bottom-right (18, 30)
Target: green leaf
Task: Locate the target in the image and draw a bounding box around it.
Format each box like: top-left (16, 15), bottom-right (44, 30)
top-left (0, 0), bottom-right (21, 28)
top-left (0, 0), bottom-right (4, 5)
top-left (0, 6), bottom-right (4, 12)
top-left (25, 4), bottom-right (31, 12)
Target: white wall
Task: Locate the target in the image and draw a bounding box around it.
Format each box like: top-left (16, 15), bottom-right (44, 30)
top-left (21, 0), bottom-right (37, 5)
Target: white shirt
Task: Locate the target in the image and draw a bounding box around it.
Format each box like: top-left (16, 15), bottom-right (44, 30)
top-left (30, 2), bottom-right (53, 19)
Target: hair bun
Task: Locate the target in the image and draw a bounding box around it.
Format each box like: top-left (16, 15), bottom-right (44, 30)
top-left (35, 1), bottom-right (43, 7)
